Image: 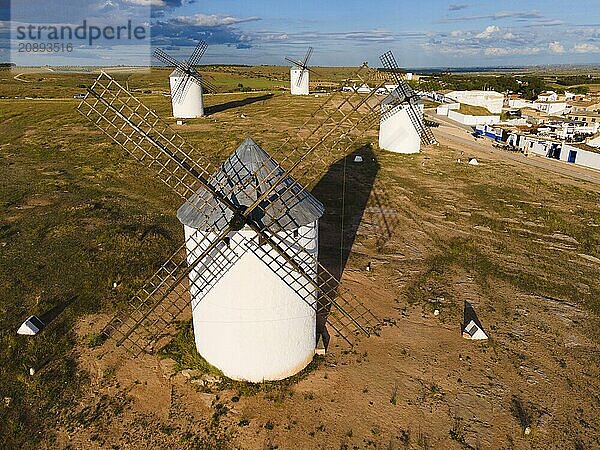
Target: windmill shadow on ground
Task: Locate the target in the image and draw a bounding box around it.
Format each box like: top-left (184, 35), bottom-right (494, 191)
top-left (37, 297), bottom-right (74, 328)
top-left (311, 145), bottom-right (380, 339)
top-left (204, 94), bottom-right (274, 115)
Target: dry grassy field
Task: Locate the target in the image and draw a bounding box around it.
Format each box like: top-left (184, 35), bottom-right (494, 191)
top-left (0, 67), bottom-right (599, 449)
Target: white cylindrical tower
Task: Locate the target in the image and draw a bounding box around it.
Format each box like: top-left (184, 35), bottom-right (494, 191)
top-left (177, 137), bottom-right (324, 382)
top-left (290, 68), bottom-right (310, 95)
top-left (378, 97), bottom-right (423, 154)
top-left (169, 69), bottom-right (204, 118)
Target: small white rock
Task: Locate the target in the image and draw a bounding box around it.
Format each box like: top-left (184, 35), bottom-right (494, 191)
top-left (29, 367), bottom-right (35, 376)
top-left (524, 426), bottom-right (531, 435)
top-left (433, 309), bottom-right (440, 316)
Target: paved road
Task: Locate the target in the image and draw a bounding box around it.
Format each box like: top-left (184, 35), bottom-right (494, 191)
top-left (428, 111), bottom-right (600, 186)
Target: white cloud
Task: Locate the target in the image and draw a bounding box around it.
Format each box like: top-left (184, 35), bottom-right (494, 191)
top-left (122, 0), bottom-right (165, 6)
top-left (548, 41), bottom-right (565, 53)
top-left (476, 25), bottom-right (500, 38)
top-left (172, 14), bottom-right (260, 27)
top-left (573, 43), bottom-right (600, 53)
top-left (441, 10), bottom-right (542, 23)
top-left (484, 46), bottom-right (541, 56)
top-left (527, 19), bottom-right (564, 27)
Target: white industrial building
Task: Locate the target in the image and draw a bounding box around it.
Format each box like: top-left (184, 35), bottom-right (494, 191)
top-left (177, 138), bottom-right (324, 382)
top-left (379, 92), bottom-right (423, 154)
top-left (445, 90), bottom-right (504, 114)
top-left (169, 69), bottom-right (204, 118)
top-left (436, 103), bottom-right (460, 115)
top-left (436, 102), bottom-right (500, 126)
top-left (537, 121), bottom-right (599, 140)
top-left (586, 133), bottom-right (600, 148)
top-left (507, 133), bottom-right (600, 170)
top-left (537, 91), bottom-right (559, 102)
top-left (508, 97), bottom-right (534, 109)
top-left (532, 100), bottom-right (567, 116)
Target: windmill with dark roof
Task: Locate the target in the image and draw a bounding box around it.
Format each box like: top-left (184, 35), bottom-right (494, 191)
top-left (76, 53), bottom-right (408, 382)
top-left (177, 137), bottom-right (325, 381)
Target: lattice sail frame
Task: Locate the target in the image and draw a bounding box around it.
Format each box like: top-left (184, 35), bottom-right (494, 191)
top-left (379, 51), bottom-right (437, 146)
top-left (78, 63), bottom-right (396, 355)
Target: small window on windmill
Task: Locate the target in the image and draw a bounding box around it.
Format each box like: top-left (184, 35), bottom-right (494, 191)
top-left (293, 229), bottom-right (299, 238)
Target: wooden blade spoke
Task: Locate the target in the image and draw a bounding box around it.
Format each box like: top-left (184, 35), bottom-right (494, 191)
top-left (102, 223), bottom-right (244, 355)
top-left (301, 47), bottom-right (314, 69)
top-left (154, 48), bottom-right (181, 67)
top-left (172, 73), bottom-right (191, 103)
top-left (187, 40), bottom-right (208, 67)
top-left (285, 57), bottom-right (304, 67)
top-left (379, 50), bottom-right (403, 86)
top-left (245, 229), bottom-right (379, 345)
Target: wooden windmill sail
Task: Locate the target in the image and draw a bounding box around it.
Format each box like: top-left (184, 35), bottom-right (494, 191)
top-left (77, 53), bottom-right (404, 378)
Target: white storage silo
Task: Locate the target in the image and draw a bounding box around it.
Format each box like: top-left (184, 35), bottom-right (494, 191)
top-left (169, 68), bottom-right (204, 119)
top-left (378, 92), bottom-right (423, 154)
top-left (290, 68), bottom-right (310, 95)
top-left (177, 137), bottom-right (324, 382)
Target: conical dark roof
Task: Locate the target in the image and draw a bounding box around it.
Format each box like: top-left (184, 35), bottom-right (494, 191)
top-left (177, 137), bottom-right (324, 231)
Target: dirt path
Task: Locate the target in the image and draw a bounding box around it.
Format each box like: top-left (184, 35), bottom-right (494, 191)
top-left (13, 73), bottom-right (31, 83)
top-left (431, 114), bottom-right (600, 187)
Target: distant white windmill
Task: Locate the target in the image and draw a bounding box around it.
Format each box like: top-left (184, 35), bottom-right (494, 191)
top-left (154, 41), bottom-right (217, 119)
top-left (285, 47), bottom-right (315, 96)
top-left (378, 51), bottom-right (437, 153)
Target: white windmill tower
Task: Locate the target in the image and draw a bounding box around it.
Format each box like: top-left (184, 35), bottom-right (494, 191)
top-left (154, 41), bottom-right (216, 119)
top-left (76, 57), bottom-right (397, 382)
top-left (378, 51), bottom-right (437, 153)
top-left (285, 47), bottom-right (314, 96)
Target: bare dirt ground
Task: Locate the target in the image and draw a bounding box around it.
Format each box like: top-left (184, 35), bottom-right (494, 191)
top-left (49, 137), bottom-right (600, 450)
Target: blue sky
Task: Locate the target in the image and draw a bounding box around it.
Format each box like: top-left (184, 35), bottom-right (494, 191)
top-left (2, 0), bottom-right (600, 67)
